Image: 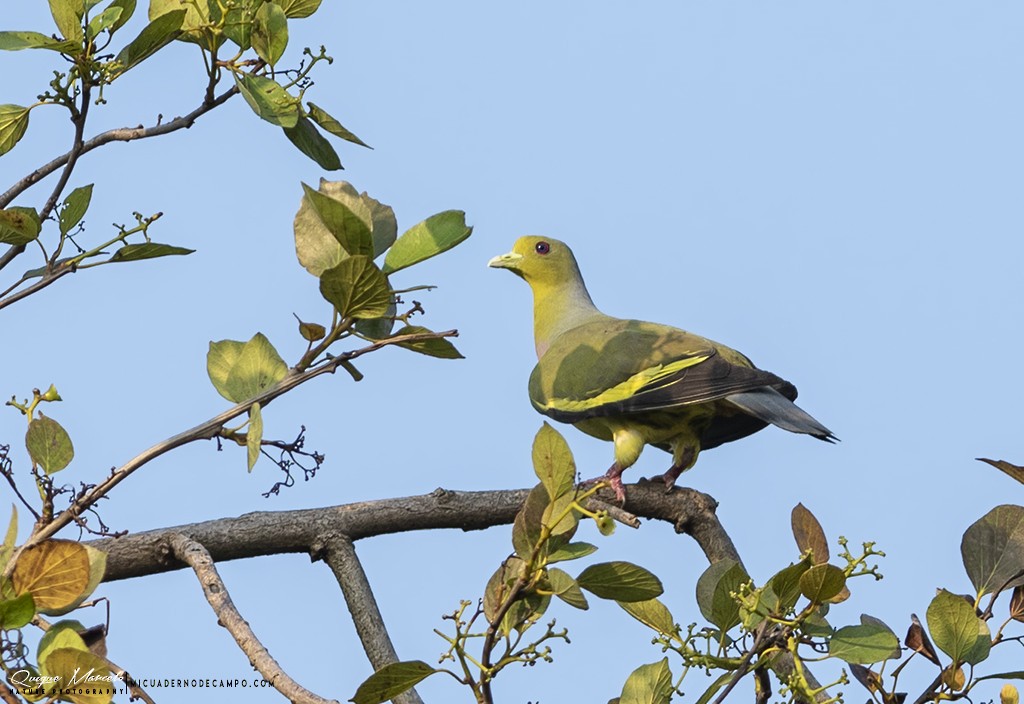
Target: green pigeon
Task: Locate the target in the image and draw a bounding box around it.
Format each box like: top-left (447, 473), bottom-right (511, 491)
top-left (489, 236), bottom-right (835, 500)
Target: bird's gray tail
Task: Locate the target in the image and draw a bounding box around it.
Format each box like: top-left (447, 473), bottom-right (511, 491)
top-left (725, 387), bottom-right (837, 442)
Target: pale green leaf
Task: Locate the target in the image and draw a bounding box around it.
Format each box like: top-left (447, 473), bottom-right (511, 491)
top-left (618, 658), bottom-right (674, 704)
top-left (49, 0), bottom-right (84, 42)
top-left (307, 102), bottom-right (369, 147)
top-left (293, 180), bottom-right (394, 275)
top-left (391, 325), bottom-right (463, 359)
top-left (25, 415), bottom-right (74, 474)
top-left (114, 9), bottom-right (184, 73)
top-left (86, 6), bottom-right (123, 38)
top-left (0, 506), bottom-right (17, 574)
top-left (532, 422), bottom-right (575, 501)
top-left (108, 0), bottom-right (137, 31)
top-left (207, 333), bottom-right (288, 403)
top-left (0, 31), bottom-right (79, 52)
top-left (927, 589), bottom-right (992, 666)
top-left (799, 563), bottom-right (847, 603)
top-left (0, 105), bottom-right (31, 157)
top-left (251, 1), bottom-right (288, 66)
top-left (318, 255), bottom-right (392, 319)
top-left (59, 184), bottom-right (93, 235)
top-left (223, 0), bottom-right (261, 48)
top-left (617, 598), bottom-right (677, 636)
top-left (382, 210), bottom-right (472, 274)
top-left (284, 117), bottom-right (341, 170)
top-left (235, 73), bottom-right (299, 127)
top-left (247, 402), bottom-right (262, 472)
top-left (109, 242), bottom-right (194, 262)
top-left (547, 567), bottom-right (588, 610)
top-left (547, 541), bottom-right (597, 564)
top-left (301, 182), bottom-right (372, 256)
top-left (351, 661), bottom-right (438, 704)
top-left (277, 0), bottom-right (322, 17)
top-left (830, 622), bottom-right (902, 664)
top-left (696, 559), bottom-right (750, 632)
top-left (577, 561), bottom-right (663, 602)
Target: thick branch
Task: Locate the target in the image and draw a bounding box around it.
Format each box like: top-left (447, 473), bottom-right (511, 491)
top-left (322, 536), bottom-right (424, 704)
top-left (89, 485), bottom-right (737, 582)
top-left (168, 533), bottom-right (338, 704)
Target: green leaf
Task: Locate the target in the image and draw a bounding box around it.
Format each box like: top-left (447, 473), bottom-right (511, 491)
top-left (577, 561), bottom-right (663, 602)
top-left (108, 0), bottom-right (137, 32)
top-left (37, 622), bottom-right (88, 664)
top-left (0, 506), bottom-right (17, 574)
top-left (223, 0), bottom-right (261, 48)
top-left (0, 593), bottom-right (35, 630)
top-left (207, 333), bottom-right (288, 403)
top-left (277, 0), bottom-right (322, 17)
top-left (318, 256), bottom-right (392, 319)
top-left (0, 31), bottom-right (79, 52)
top-left (251, 1), bottom-right (288, 65)
top-left (354, 303), bottom-right (396, 340)
top-left (382, 210), bottom-right (472, 274)
top-left (858, 614), bottom-right (901, 659)
top-left (350, 661), bottom-right (438, 704)
top-left (49, 0), bottom-right (84, 42)
top-left (542, 487), bottom-right (579, 538)
top-left (547, 567), bottom-right (588, 610)
top-left (114, 9), bottom-right (184, 73)
top-left (293, 181), bottom-right (395, 275)
top-left (961, 504), bottom-right (1024, 597)
top-left (0, 205), bottom-right (41, 245)
top-left (501, 590), bottom-right (550, 635)
top-left (483, 557), bottom-right (524, 624)
top-left (284, 117), bottom-right (341, 170)
top-left (235, 73), bottom-right (300, 127)
top-left (86, 6), bottom-right (123, 38)
top-left (0, 105), bottom-right (31, 158)
top-left (149, 0), bottom-right (220, 50)
top-left (294, 315), bottom-right (326, 342)
top-left (617, 598), bottom-right (677, 636)
top-left (977, 672), bottom-right (1024, 682)
top-left (301, 183), bottom-right (373, 256)
top-left (391, 325), bottom-right (463, 359)
top-left (799, 563), bottom-right (847, 603)
top-left (618, 658), bottom-right (674, 704)
top-left (25, 415), bottom-right (74, 474)
top-left (532, 422), bottom-right (576, 501)
top-left (792, 502), bottom-right (829, 563)
top-left (547, 541), bottom-right (597, 564)
top-left (765, 558), bottom-right (812, 614)
top-left (830, 622), bottom-right (903, 664)
top-left (247, 402), bottom-right (262, 472)
top-left (696, 559), bottom-right (749, 632)
top-left (927, 589), bottom-right (991, 666)
top-left (59, 184), bottom-right (93, 235)
top-left (511, 485), bottom-right (547, 560)
top-left (308, 102), bottom-right (369, 147)
top-left (109, 242), bottom-right (195, 262)
top-left (40, 647), bottom-right (112, 703)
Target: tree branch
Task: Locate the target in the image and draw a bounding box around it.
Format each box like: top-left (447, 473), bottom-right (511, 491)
top-left (89, 485), bottom-right (737, 582)
top-left (9, 328), bottom-right (459, 563)
top-left (168, 532), bottom-right (339, 704)
top-left (0, 85), bottom-right (239, 213)
top-left (322, 536), bottom-right (424, 704)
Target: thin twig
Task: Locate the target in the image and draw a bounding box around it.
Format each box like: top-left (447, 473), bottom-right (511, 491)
top-left (0, 85), bottom-right (239, 212)
top-left (4, 329), bottom-right (458, 573)
top-left (168, 533), bottom-right (338, 704)
top-left (0, 681), bottom-right (21, 704)
top-left (322, 536), bottom-right (425, 704)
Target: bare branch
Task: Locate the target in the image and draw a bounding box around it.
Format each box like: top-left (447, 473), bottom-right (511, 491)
top-left (0, 681), bottom-right (21, 704)
top-left (0, 86), bottom-right (239, 213)
top-left (10, 328), bottom-right (459, 562)
top-left (322, 536), bottom-right (424, 704)
top-left (89, 485), bottom-right (736, 582)
top-left (167, 532), bottom-right (339, 704)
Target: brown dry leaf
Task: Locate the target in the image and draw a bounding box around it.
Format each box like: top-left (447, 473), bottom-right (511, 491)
top-left (977, 458), bottom-right (1024, 486)
top-left (791, 503), bottom-right (830, 564)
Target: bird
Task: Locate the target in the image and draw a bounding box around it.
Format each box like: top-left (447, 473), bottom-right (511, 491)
top-left (489, 236), bottom-right (835, 501)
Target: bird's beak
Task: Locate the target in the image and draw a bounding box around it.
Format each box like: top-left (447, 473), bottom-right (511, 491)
top-left (487, 251), bottom-right (523, 270)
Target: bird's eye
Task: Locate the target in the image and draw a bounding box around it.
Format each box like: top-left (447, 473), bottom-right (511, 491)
top-left (535, 241), bottom-right (551, 255)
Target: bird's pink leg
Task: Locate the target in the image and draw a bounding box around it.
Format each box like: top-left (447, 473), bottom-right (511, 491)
top-left (581, 463), bottom-right (627, 503)
top-left (649, 446), bottom-right (697, 492)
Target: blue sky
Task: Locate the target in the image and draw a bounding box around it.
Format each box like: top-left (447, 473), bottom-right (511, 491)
top-left (2, 2), bottom-right (1023, 702)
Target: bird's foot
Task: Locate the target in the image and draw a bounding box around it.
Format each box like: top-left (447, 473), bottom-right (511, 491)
top-left (647, 465), bottom-right (685, 493)
top-left (581, 464), bottom-right (627, 503)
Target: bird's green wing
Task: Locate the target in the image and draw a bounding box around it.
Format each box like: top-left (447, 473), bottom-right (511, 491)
top-left (528, 318), bottom-right (790, 423)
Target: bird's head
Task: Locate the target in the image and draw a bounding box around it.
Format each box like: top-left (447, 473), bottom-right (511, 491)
top-left (487, 236), bottom-right (581, 287)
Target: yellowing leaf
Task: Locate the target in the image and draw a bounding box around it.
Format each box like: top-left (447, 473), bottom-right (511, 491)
top-left (12, 540), bottom-right (91, 613)
top-left (247, 402), bottom-right (263, 472)
top-left (207, 333), bottom-right (288, 403)
top-left (25, 415), bottom-right (74, 474)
